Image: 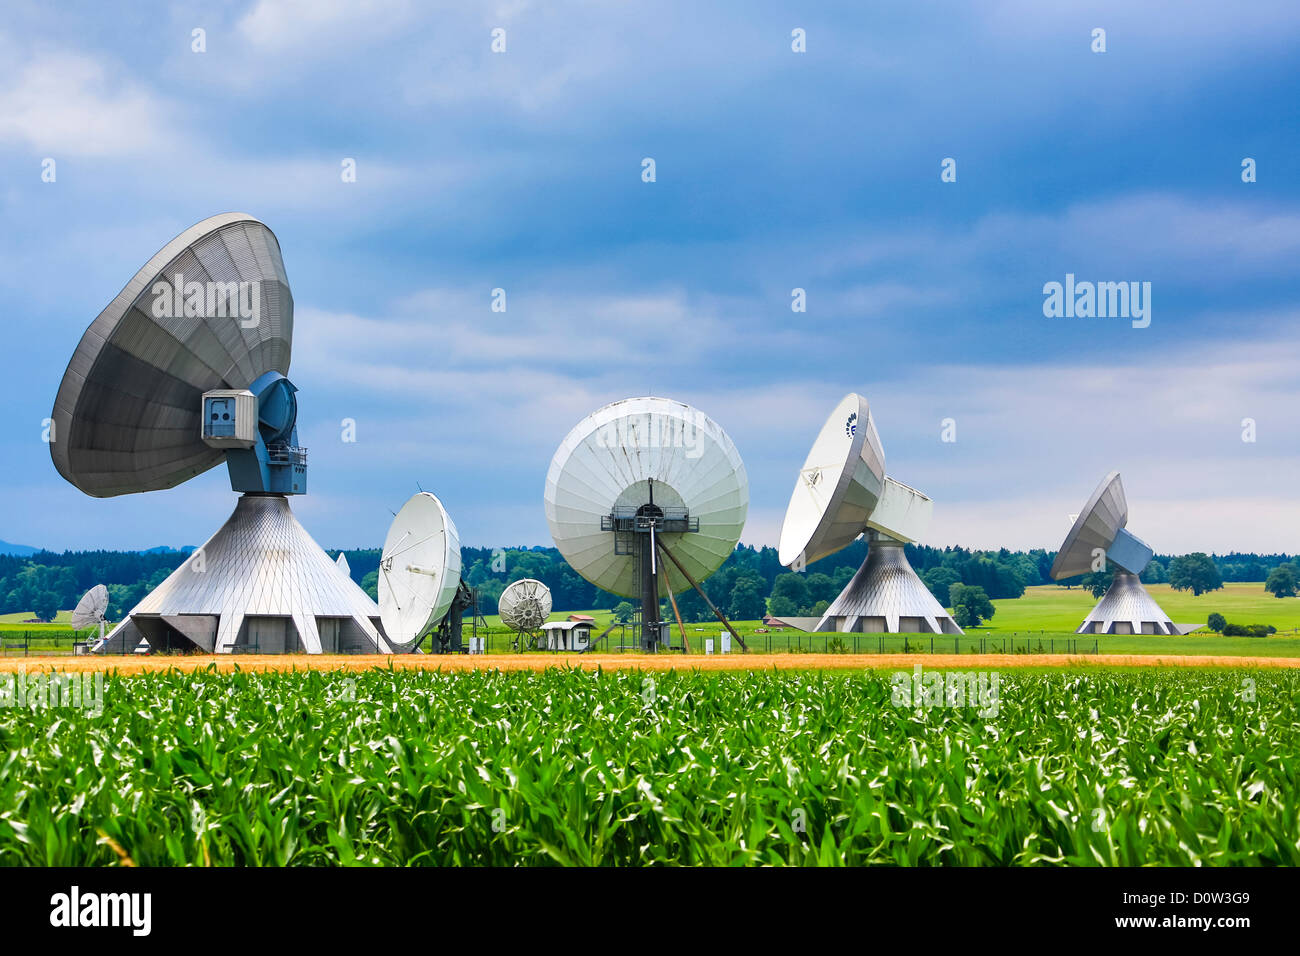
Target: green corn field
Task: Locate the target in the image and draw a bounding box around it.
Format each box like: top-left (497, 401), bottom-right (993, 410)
top-left (0, 665), bottom-right (1295, 865)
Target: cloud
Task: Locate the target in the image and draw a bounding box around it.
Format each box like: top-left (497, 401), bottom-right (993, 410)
top-left (284, 276), bottom-right (1300, 556)
top-left (237, 0), bottom-right (418, 50)
top-left (5, 2), bottom-right (1300, 561)
top-left (824, 194), bottom-right (1300, 286)
top-left (0, 50), bottom-right (169, 156)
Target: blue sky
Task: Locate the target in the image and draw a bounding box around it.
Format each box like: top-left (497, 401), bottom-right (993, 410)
top-left (2, 0), bottom-right (1298, 555)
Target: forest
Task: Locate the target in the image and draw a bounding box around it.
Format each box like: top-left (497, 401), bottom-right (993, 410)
top-left (1, 542), bottom-right (1294, 624)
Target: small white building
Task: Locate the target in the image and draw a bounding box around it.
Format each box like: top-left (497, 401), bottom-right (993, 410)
top-left (540, 620), bottom-right (593, 651)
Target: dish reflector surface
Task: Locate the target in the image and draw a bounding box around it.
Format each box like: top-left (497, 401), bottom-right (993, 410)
top-left (1049, 471), bottom-right (1154, 579)
top-left (499, 578), bottom-right (553, 631)
top-left (778, 393), bottom-right (887, 566)
top-left (379, 492), bottom-right (463, 650)
top-left (71, 584), bottom-right (109, 628)
top-left (545, 397), bottom-right (748, 598)
top-left (776, 393), bottom-right (957, 634)
top-left (50, 213), bottom-right (293, 497)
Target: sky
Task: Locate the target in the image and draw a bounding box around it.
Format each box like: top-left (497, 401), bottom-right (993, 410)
top-left (1, 0), bottom-right (1298, 556)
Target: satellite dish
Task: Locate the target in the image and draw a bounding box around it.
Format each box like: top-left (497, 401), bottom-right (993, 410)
top-left (336, 552), bottom-right (351, 575)
top-left (71, 584), bottom-right (110, 636)
top-left (51, 213), bottom-right (293, 498)
top-left (1049, 471), bottom-right (1152, 579)
top-left (545, 397), bottom-right (748, 651)
top-left (779, 393), bottom-right (885, 567)
top-left (378, 492), bottom-right (463, 651)
top-left (778, 393), bottom-right (960, 635)
top-left (1049, 472), bottom-right (1182, 635)
top-left (53, 214), bottom-right (391, 655)
top-left (499, 579), bottom-right (552, 631)
top-left (499, 578), bottom-right (552, 650)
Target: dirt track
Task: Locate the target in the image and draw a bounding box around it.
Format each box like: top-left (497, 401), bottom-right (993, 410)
top-left (0, 652), bottom-right (1296, 675)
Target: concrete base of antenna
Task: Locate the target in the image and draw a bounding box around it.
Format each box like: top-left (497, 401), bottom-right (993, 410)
top-left (94, 494), bottom-right (395, 654)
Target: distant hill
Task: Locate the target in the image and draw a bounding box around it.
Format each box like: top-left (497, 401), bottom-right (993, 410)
top-left (0, 542), bottom-right (195, 557)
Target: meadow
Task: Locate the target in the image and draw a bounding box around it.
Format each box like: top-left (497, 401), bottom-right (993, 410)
top-left (0, 666), bottom-right (1294, 866)
top-left (471, 582), bottom-right (1300, 657)
top-left (984, 583), bottom-right (1300, 633)
top-left (3, 582), bottom-right (1297, 658)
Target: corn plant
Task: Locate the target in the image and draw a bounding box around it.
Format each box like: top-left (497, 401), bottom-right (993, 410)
top-left (0, 665), bottom-right (1295, 865)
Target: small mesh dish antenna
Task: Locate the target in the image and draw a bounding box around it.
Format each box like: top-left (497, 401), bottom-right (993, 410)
top-left (499, 579), bottom-right (553, 633)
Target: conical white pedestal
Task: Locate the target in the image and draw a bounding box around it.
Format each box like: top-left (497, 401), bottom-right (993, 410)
top-left (95, 494), bottom-right (393, 654)
top-left (1077, 571), bottom-right (1180, 635)
top-left (815, 532), bottom-right (962, 634)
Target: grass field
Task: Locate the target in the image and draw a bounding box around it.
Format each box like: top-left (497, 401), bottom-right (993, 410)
top-left (983, 583), bottom-right (1300, 633)
top-left (468, 582), bottom-right (1300, 639)
top-left (3, 584), bottom-right (1293, 868)
top-left (0, 611), bottom-right (74, 627)
top-left (3, 582), bottom-right (1297, 658)
top-left (3, 652), bottom-right (1298, 675)
top-left (0, 666), bottom-right (1294, 865)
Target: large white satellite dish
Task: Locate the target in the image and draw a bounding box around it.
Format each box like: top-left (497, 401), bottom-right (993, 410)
top-left (780, 393), bottom-right (886, 567)
top-left (52, 213), bottom-right (391, 655)
top-left (778, 393), bottom-right (960, 635)
top-left (51, 212), bottom-right (292, 498)
top-left (545, 396), bottom-right (748, 651)
top-left (1049, 471), bottom-right (1151, 579)
top-left (379, 492), bottom-right (464, 651)
top-left (1049, 472), bottom-right (1183, 635)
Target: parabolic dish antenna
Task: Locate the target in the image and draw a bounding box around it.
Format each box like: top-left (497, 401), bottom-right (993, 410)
top-left (1048, 471), bottom-right (1152, 580)
top-left (52, 213), bottom-right (391, 655)
top-left (545, 396), bottom-right (748, 651)
top-left (1049, 472), bottom-right (1184, 635)
top-left (379, 492), bottom-right (464, 651)
top-left (499, 578), bottom-right (552, 632)
top-left (546, 397), bottom-right (747, 597)
top-left (777, 393), bottom-right (960, 635)
top-left (51, 212), bottom-right (292, 498)
top-left (779, 393), bottom-right (885, 567)
top-left (71, 584), bottom-right (109, 630)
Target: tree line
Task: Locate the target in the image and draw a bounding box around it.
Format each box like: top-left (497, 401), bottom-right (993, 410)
top-left (1, 544), bottom-right (1296, 624)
